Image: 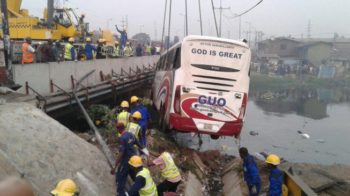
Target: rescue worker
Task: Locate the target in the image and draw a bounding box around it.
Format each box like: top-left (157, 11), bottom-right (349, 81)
top-left (40, 39), bottom-right (55, 63)
top-left (239, 147), bottom-right (261, 196)
top-left (117, 100), bottom-right (131, 126)
top-left (0, 176), bottom-right (35, 196)
top-left (84, 37), bottom-right (96, 60)
top-left (50, 179), bottom-right (79, 196)
top-left (124, 42), bottom-right (133, 57)
top-left (111, 123), bottom-right (143, 196)
top-left (127, 155), bottom-right (158, 196)
top-left (111, 41), bottom-right (120, 58)
top-left (116, 25), bottom-right (128, 51)
top-left (22, 37), bottom-right (35, 64)
top-left (64, 37), bottom-right (76, 61)
top-left (150, 150), bottom-right (181, 196)
top-left (266, 154), bottom-right (283, 196)
top-left (126, 111), bottom-right (142, 143)
top-left (96, 39), bottom-right (106, 59)
top-left (130, 96), bottom-right (151, 147)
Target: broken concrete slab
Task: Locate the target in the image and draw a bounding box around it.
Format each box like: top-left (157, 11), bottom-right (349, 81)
top-left (222, 160), bottom-right (243, 196)
top-left (184, 172), bottom-right (203, 196)
top-left (0, 102), bottom-right (115, 195)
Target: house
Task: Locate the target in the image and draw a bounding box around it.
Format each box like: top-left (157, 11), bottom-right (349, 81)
top-left (298, 42), bottom-right (333, 66)
top-left (258, 37), bottom-right (301, 58)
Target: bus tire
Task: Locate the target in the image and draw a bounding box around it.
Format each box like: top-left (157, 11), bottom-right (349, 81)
top-left (210, 135), bottom-right (220, 140)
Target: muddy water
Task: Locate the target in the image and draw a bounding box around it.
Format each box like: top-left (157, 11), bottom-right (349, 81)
top-left (174, 88), bottom-right (350, 165)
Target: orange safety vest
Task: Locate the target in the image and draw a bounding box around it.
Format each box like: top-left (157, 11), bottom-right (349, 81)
top-left (22, 43), bottom-right (34, 64)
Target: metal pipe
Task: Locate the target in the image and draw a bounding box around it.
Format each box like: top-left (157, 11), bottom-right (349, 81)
top-left (72, 70), bottom-right (116, 168)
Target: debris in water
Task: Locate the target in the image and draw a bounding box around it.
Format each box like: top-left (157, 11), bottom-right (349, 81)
top-left (297, 130), bottom-right (310, 139)
top-left (315, 139), bottom-right (325, 143)
top-left (254, 152), bottom-right (267, 161)
top-left (300, 133), bottom-right (310, 139)
top-left (249, 130), bottom-right (259, 136)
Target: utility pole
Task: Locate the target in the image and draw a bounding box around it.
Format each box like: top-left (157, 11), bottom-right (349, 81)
top-left (215, 0), bottom-right (230, 37)
top-left (210, 0), bottom-right (219, 37)
top-left (198, 0), bottom-right (203, 35)
top-left (1, 0), bottom-right (11, 69)
top-left (238, 15), bottom-right (241, 39)
top-left (307, 20), bottom-right (311, 41)
top-left (185, 0), bottom-right (188, 36)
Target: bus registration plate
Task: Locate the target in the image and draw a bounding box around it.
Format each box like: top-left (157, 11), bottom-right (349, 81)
top-left (204, 123), bottom-right (212, 130)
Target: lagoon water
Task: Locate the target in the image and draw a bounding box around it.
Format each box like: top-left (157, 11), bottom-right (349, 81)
top-left (174, 87), bottom-right (350, 165)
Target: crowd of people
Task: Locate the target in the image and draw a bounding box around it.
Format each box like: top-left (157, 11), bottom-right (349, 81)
top-left (0, 95), bottom-right (285, 196)
top-left (20, 36), bottom-right (157, 64)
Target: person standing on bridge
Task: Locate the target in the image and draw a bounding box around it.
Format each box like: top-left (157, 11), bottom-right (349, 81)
top-left (239, 147), bottom-right (261, 196)
top-left (84, 37), bottom-right (96, 60)
top-left (64, 37), bottom-right (76, 61)
top-left (266, 154), bottom-right (283, 196)
top-left (127, 155), bottom-right (158, 196)
top-left (111, 123), bottom-right (143, 196)
top-left (130, 96), bottom-right (151, 147)
top-left (22, 37), bottom-right (36, 64)
top-left (124, 42), bottom-right (133, 57)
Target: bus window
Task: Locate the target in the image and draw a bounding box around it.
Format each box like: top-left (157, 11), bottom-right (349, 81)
top-left (173, 47), bottom-right (181, 69)
top-left (166, 50), bottom-right (175, 70)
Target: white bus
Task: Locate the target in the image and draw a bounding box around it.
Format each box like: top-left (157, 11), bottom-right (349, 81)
top-left (152, 35), bottom-right (251, 139)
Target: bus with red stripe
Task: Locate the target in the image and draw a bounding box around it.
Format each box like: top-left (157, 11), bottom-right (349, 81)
top-left (151, 35), bottom-right (251, 139)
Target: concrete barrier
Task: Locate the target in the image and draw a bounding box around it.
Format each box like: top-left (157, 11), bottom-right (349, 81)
top-left (222, 160), bottom-right (244, 196)
top-left (13, 56), bottom-right (159, 95)
top-left (184, 172), bottom-right (204, 196)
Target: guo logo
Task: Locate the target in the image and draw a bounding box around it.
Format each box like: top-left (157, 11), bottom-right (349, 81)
top-left (198, 95), bottom-right (226, 106)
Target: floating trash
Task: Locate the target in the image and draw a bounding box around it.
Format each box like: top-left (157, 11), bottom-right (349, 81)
top-left (249, 130), bottom-right (259, 136)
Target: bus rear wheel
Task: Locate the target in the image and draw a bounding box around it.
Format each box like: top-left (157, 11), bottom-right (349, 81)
top-left (210, 135), bottom-right (220, 140)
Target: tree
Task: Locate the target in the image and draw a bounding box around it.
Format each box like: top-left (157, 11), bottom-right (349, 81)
top-left (132, 33), bottom-right (151, 46)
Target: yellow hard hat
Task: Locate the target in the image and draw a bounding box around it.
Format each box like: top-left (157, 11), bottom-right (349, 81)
top-left (120, 100), bottom-right (129, 108)
top-left (128, 155), bottom-right (143, 167)
top-left (68, 37), bottom-right (74, 42)
top-left (126, 42), bottom-right (130, 45)
top-left (115, 41), bottom-right (119, 44)
top-left (130, 96), bottom-right (138, 104)
top-left (132, 111), bottom-right (142, 119)
top-left (86, 37), bottom-right (91, 42)
top-left (50, 179), bottom-right (78, 196)
top-left (266, 154), bottom-right (281, 165)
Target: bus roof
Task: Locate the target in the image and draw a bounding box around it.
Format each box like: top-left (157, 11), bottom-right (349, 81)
top-left (160, 35), bottom-right (249, 56)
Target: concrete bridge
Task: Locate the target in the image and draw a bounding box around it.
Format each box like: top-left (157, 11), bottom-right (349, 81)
top-left (12, 56), bottom-right (159, 113)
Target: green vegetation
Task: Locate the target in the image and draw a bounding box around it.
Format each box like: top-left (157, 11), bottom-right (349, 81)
top-left (250, 74), bottom-right (350, 91)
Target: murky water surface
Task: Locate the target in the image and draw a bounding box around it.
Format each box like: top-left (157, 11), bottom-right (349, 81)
top-left (175, 87), bottom-right (350, 165)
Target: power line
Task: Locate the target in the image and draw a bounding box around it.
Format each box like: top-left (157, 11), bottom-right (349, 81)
top-left (226, 0), bottom-right (264, 18)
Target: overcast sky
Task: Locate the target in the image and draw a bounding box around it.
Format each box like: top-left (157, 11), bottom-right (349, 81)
top-left (22, 0), bottom-right (350, 41)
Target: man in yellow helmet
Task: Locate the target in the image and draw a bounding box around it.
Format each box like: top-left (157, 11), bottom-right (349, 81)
top-left (266, 154), bottom-right (283, 196)
top-left (149, 147), bottom-right (181, 196)
top-left (124, 42), bottom-right (133, 57)
top-left (126, 111), bottom-right (142, 142)
top-left (127, 155), bottom-right (158, 196)
top-left (84, 37), bottom-right (96, 60)
top-left (111, 123), bottom-right (143, 196)
top-left (50, 179), bottom-right (79, 196)
top-left (111, 41), bottom-right (120, 58)
top-left (130, 96), bottom-right (151, 147)
top-left (64, 37), bottom-right (76, 61)
top-left (117, 101), bottom-right (131, 126)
